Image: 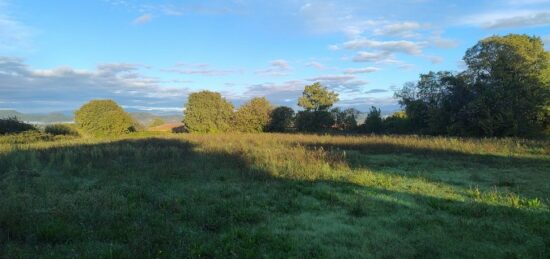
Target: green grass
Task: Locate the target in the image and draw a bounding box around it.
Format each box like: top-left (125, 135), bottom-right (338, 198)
top-left (0, 133), bottom-right (549, 258)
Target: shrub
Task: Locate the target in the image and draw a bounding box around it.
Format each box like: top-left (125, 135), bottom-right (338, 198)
top-left (183, 91), bottom-right (234, 133)
top-left (331, 108), bottom-right (359, 132)
top-left (74, 100), bottom-right (135, 136)
top-left (44, 124), bottom-right (79, 136)
top-left (268, 106), bottom-right (295, 132)
top-left (235, 97), bottom-right (272, 133)
top-left (0, 117), bottom-right (36, 135)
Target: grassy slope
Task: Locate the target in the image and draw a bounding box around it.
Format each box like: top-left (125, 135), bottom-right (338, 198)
top-left (0, 133), bottom-right (549, 258)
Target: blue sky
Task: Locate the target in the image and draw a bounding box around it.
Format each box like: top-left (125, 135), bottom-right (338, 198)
top-left (1, 0), bottom-right (549, 114)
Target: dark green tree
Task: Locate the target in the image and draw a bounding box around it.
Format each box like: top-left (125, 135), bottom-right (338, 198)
top-left (268, 106), bottom-right (295, 132)
top-left (362, 106), bottom-right (383, 133)
top-left (331, 107), bottom-right (359, 132)
top-left (183, 91), bottom-right (234, 133)
top-left (75, 100), bottom-right (135, 136)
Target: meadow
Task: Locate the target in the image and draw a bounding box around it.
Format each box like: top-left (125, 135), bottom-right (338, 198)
top-left (0, 132), bottom-right (549, 258)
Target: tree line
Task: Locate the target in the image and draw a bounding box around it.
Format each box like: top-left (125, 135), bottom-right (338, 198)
top-left (3, 34), bottom-right (546, 138)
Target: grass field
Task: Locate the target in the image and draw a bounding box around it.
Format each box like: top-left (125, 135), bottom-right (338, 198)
top-left (1, 132), bottom-right (549, 258)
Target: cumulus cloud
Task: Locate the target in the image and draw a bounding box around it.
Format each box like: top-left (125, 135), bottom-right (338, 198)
top-left (374, 21), bottom-right (424, 37)
top-left (307, 61), bottom-right (326, 70)
top-left (256, 59), bottom-right (292, 76)
top-left (307, 74), bottom-right (367, 93)
top-left (427, 55), bottom-right (444, 64)
top-left (341, 38), bottom-right (423, 55)
top-left (163, 63), bottom-right (241, 76)
top-left (464, 10), bottom-right (550, 28)
top-left (352, 51), bottom-right (394, 63)
top-left (0, 57), bottom-right (189, 112)
top-left (344, 67), bottom-right (379, 74)
top-left (133, 14), bottom-right (152, 24)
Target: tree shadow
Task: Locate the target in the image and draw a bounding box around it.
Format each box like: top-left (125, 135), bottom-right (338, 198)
top-left (0, 137), bottom-right (548, 258)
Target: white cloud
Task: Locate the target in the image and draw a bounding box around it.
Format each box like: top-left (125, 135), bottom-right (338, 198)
top-left (163, 63), bottom-right (240, 76)
top-left (427, 55), bottom-right (444, 64)
top-left (352, 51), bottom-right (394, 63)
top-left (307, 61), bottom-right (326, 70)
top-left (133, 14), bottom-right (152, 24)
top-left (341, 38), bottom-right (423, 55)
top-left (464, 10), bottom-right (550, 28)
top-left (307, 74), bottom-right (367, 93)
top-left (0, 57), bottom-right (189, 112)
top-left (344, 67), bottom-right (379, 74)
top-left (374, 22), bottom-right (424, 37)
top-left (256, 59), bottom-right (292, 76)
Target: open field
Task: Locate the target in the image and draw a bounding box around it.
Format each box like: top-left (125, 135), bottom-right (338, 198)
top-left (1, 133), bottom-right (549, 258)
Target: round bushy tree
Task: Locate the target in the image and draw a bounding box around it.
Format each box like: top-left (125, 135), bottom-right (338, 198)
top-left (183, 91), bottom-right (234, 133)
top-left (235, 97), bottom-right (272, 133)
top-left (74, 100), bottom-right (135, 136)
top-left (268, 106), bottom-right (295, 132)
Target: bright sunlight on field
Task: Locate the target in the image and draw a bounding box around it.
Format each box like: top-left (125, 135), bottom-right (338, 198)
top-left (1, 133), bottom-right (548, 257)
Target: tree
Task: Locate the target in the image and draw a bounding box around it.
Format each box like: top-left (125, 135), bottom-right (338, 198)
top-left (295, 110), bottom-right (334, 132)
top-left (298, 82), bottom-right (339, 111)
top-left (395, 34), bottom-right (550, 137)
top-left (331, 107), bottom-right (359, 132)
top-left (234, 97), bottom-right (272, 132)
top-left (74, 100), bottom-right (135, 136)
top-left (183, 91), bottom-right (234, 133)
top-left (362, 106), bottom-right (383, 133)
top-left (383, 111), bottom-right (411, 134)
top-left (462, 34), bottom-right (549, 136)
top-left (268, 106), bottom-right (295, 132)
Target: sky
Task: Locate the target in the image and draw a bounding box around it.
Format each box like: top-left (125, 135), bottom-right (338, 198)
top-left (1, 0), bottom-right (549, 114)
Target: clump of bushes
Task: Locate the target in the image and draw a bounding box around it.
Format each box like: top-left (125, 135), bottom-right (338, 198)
top-left (0, 117), bottom-right (36, 135)
top-left (44, 124), bottom-right (79, 136)
top-left (75, 99), bottom-right (136, 136)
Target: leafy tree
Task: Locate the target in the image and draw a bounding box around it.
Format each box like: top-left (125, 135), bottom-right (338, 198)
top-left (295, 110), bottom-right (334, 132)
top-left (75, 100), bottom-right (135, 136)
top-left (383, 111), bottom-right (410, 134)
top-left (268, 106), bottom-right (295, 132)
top-left (395, 34), bottom-right (550, 137)
top-left (362, 106), bottom-right (383, 133)
top-left (296, 82), bottom-right (339, 132)
top-left (183, 91), bottom-right (234, 133)
top-left (462, 34), bottom-right (549, 136)
top-left (0, 117), bottom-right (36, 135)
top-left (149, 117), bottom-right (165, 127)
top-left (235, 97), bottom-right (273, 132)
top-left (331, 107), bottom-right (359, 132)
top-left (298, 82), bottom-right (339, 111)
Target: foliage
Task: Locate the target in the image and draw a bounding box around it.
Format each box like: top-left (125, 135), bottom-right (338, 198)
top-left (74, 100), bottom-right (135, 136)
top-left (183, 91), bottom-right (235, 133)
top-left (0, 133), bottom-right (548, 257)
top-left (395, 34), bottom-right (550, 137)
top-left (0, 117), bottom-right (36, 135)
top-left (268, 106), bottom-right (295, 132)
top-left (382, 111), bottom-right (410, 134)
top-left (149, 117), bottom-right (165, 128)
top-left (362, 106), bottom-right (383, 133)
top-left (298, 82), bottom-right (339, 111)
top-left (234, 97), bottom-right (272, 133)
top-left (44, 124), bottom-right (79, 136)
top-left (295, 110), bottom-right (334, 132)
top-left (331, 108), bottom-right (359, 132)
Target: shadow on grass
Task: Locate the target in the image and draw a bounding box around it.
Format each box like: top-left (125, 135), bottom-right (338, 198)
top-left (0, 138), bottom-right (548, 258)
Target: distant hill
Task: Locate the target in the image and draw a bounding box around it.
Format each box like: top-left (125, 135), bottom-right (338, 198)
top-left (0, 110), bottom-right (181, 126)
top-left (0, 110), bottom-right (73, 124)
